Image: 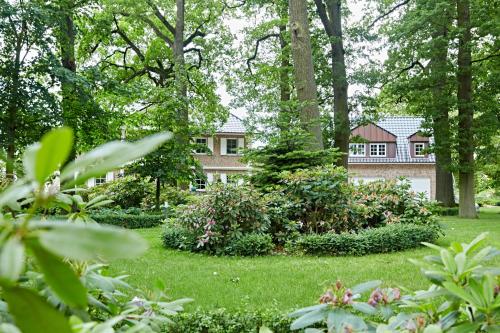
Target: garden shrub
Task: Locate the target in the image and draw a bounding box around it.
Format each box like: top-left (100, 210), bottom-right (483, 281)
top-left (434, 206), bottom-right (459, 216)
top-left (263, 191), bottom-right (301, 245)
top-left (174, 183), bottom-right (270, 254)
top-left (224, 233), bottom-right (274, 256)
top-left (87, 175), bottom-right (153, 209)
top-left (288, 224), bottom-right (439, 256)
top-left (90, 212), bottom-right (164, 228)
top-left (142, 185), bottom-right (195, 210)
top-left (162, 226), bottom-right (198, 251)
top-left (280, 165), bottom-right (360, 234)
top-left (352, 178), bottom-right (438, 228)
top-left (166, 308), bottom-right (294, 333)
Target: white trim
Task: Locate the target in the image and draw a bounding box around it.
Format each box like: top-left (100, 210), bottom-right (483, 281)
top-left (206, 173), bottom-right (214, 183)
top-left (207, 137), bottom-right (214, 153)
top-left (349, 143), bottom-right (366, 157)
top-left (369, 143), bottom-right (387, 157)
top-left (220, 138), bottom-right (227, 156)
top-left (106, 171), bottom-right (114, 182)
top-left (220, 173), bottom-right (227, 184)
top-left (414, 142), bottom-right (425, 156)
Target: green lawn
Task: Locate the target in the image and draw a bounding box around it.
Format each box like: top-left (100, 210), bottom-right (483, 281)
top-left (108, 207), bottom-right (500, 312)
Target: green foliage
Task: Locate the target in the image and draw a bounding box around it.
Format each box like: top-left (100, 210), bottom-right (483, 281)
top-left (173, 183), bottom-right (270, 254)
top-left (162, 227), bottom-right (198, 252)
top-left (90, 212), bottom-right (164, 229)
top-left (166, 308), bottom-right (293, 333)
top-left (224, 233), bottom-right (274, 257)
top-left (435, 206), bottom-right (460, 216)
top-left (0, 127), bottom-right (190, 332)
top-left (289, 233), bottom-right (500, 332)
top-left (288, 224), bottom-right (439, 256)
top-left (87, 175), bottom-right (153, 209)
top-left (244, 129), bottom-right (340, 190)
top-left (263, 191), bottom-right (301, 245)
top-left (142, 185), bottom-right (195, 211)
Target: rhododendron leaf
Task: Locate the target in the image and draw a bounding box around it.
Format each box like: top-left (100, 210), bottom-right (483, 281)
top-left (0, 237), bottom-right (24, 283)
top-left (290, 308), bottom-right (328, 330)
top-left (352, 302), bottom-right (377, 315)
top-left (351, 280), bottom-right (381, 294)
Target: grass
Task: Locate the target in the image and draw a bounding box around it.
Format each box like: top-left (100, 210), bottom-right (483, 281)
top-left (108, 207), bottom-right (500, 312)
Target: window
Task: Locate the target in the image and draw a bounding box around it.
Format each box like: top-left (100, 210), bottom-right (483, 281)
top-left (194, 178), bottom-right (206, 190)
top-left (226, 138), bottom-right (238, 155)
top-left (370, 143), bottom-right (386, 157)
top-left (349, 143), bottom-right (366, 157)
top-left (194, 138), bottom-right (208, 154)
top-left (95, 175), bottom-right (107, 185)
top-left (414, 143), bottom-right (426, 156)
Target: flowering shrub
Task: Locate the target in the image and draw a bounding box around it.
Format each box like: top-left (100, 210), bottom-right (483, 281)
top-left (289, 233), bottom-right (500, 332)
top-left (352, 178), bottom-right (439, 228)
top-left (173, 183), bottom-right (270, 254)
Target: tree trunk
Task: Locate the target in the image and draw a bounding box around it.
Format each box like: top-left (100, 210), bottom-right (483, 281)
top-left (456, 0), bottom-right (476, 218)
top-left (58, 0), bottom-right (78, 161)
top-left (5, 23), bottom-right (24, 181)
top-left (155, 177), bottom-right (161, 211)
top-left (429, 16), bottom-right (455, 207)
top-left (174, 0), bottom-right (188, 139)
top-left (277, 23), bottom-right (292, 130)
top-left (289, 0), bottom-right (324, 150)
top-left (314, 0), bottom-right (349, 167)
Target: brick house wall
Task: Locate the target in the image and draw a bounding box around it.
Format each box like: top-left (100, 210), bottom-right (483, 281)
top-left (349, 163), bottom-right (436, 199)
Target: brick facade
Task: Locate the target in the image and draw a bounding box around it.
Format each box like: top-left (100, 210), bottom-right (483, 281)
top-left (348, 163), bottom-right (436, 199)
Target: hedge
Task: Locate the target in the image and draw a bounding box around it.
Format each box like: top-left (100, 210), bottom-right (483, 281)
top-left (90, 213), bottom-right (164, 229)
top-left (434, 206), bottom-right (459, 216)
top-left (287, 223), bottom-right (440, 256)
top-left (162, 228), bottom-right (274, 256)
top-left (165, 308), bottom-right (294, 333)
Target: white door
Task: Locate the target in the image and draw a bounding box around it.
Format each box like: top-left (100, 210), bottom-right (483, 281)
top-left (408, 177), bottom-right (431, 199)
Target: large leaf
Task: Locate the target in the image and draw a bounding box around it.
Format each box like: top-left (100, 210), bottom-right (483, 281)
top-left (0, 181), bottom-right (33, 211)
top-left (2, 287), bottom-right (72, 333)
top-left (0, 237), bottom-right (25, 283)
top-left (38, 223), bottom-right (148, 261)
top-left (351, 280), bottom-right (381, 294)
top-left (34, 127), bottom-right (73, 184)
top-left (29, 241), bottom-right (87, 308)
top-left (290, 308), bottom-right (328, 330)
top-left (60, 132), bottom-right (172, 186)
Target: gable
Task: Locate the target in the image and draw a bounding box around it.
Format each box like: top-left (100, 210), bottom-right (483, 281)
top-left (351, 123), bottom-right (397, 142)
top-left (408, 131), bottom-right (430, 142)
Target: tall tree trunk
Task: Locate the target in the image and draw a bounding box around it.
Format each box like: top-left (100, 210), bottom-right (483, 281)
top-left (58, 0), bottom-right (78, 161)
top-left (314, 0), bottom-right (349, 167)
top-left (277, 23), bottom-right (292, 130)
top-left (430, 15), bottom-right (455, 207)
top-left (155, 177), bottom-right (161, 211)
top-left (456, 0), bottom-right (476, 218)
top-left (289, 0), bottom-right (324, 150)
top-left (174, 0), bottom-right (188, 138)
top-left (5, 23), bottom-right (25, 181)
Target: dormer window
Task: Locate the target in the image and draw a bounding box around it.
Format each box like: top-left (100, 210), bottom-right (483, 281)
top-left (370, 143), bottom-right (386, 157)
top-left (414, 143), bottom-right (425, 156)
top-left (349, 143), bottom-right (366, 157)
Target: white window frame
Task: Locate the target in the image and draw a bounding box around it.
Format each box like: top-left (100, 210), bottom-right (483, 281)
top-left (194, 137), bottom-right (208, 155)
top-left (349, 143), bottom-right (366, 157)
top-left (226, 138), bottom-right (239, 155)
top-left (95, 175), bottom-right (107, 185)
top-left (369, 143), bottom-right (387, 157)
top-left (194, 177), bottom-right (207, 191)
top-left (414, 143), bottom-right (426, 157)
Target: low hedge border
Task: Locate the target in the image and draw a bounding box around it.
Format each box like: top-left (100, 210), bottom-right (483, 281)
top-left (162, 229), bottom-right (274, 256)
top-left (435, 206), bottom-right (459, 216)
top-left (165, 308), bottom-right (294, 333)
top-left (287, 223), bottom-right (440, 256)
top-left (90, 213), bottom-right (164, 229)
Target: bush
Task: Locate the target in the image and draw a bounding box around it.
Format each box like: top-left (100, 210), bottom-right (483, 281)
top-left (162, 226), bottom-right (198, 251)
top-left (174, 183), bottom-right (269, 254)
top-left (142, 185), bottom-right (195, 211)
top-left (288, 224), bottom-right (440, 256)
top-left (224, 233), bottom-right (274, 256)
top-left (352, 178), bottom-right (438, 228)
top-left (90, 212), bottom-right (164, 228)
top-left (263, 191), bottom-right (301, 245)
top-left (87, 175), bottom-right (153, 209)
top-left (166, 308), bottom-right (293, 333)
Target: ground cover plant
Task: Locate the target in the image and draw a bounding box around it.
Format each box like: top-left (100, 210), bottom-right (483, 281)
top-left (0, 128), bottom-right (191, 333)
top-left (163, 166), bottom-right (441, 256)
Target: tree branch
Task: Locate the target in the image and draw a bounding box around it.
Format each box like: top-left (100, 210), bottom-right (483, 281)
top-left (313, 0), bottom-right (333, 37)
top-left (140, 16), bottom-right (174, 47)
top-left (186, 47), bottom-right (203, 70)
top-left (146, 0), bottom-right (176, 35)
top-left (368, 0), bottom-right (411, 29)
top-left (472, 53), bottom-right (500, 63)
top-left (246, 33), bottom-right (280, 73)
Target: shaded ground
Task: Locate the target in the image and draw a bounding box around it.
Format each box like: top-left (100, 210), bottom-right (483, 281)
top-left (109, 207), bottom-right (500, 311)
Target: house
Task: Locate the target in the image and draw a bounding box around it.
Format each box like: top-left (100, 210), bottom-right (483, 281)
top-left (348, 116), bottom-right (436, 199)
top-left (191, 114), bottom-right (250, 190)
